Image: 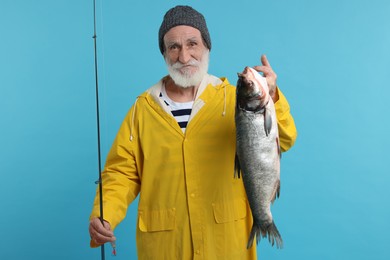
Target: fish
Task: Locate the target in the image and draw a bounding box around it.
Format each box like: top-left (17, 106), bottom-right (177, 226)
top-left (235, 66), bottom-right (282, 249)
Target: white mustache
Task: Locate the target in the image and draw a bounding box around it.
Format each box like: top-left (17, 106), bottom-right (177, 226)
top-left (171, 59), bottom-right (200, 69)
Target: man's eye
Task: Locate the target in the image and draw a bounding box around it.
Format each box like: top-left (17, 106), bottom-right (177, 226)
top-left (169, 44), bottom-right (181, 50)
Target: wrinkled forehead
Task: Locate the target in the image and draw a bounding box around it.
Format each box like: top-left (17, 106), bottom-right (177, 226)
top-left (164, 25), bottom-right (203, 43)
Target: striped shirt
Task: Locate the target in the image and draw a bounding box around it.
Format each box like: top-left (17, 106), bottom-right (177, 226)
top-left (160, 88), bottom-right (193, 133)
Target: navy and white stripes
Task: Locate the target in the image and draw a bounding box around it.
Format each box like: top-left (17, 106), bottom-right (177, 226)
top-left (160, 91), bottom-right (193, 132)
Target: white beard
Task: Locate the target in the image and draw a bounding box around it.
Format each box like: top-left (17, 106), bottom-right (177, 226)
top-left (165, 50), bottom-right (209, 88)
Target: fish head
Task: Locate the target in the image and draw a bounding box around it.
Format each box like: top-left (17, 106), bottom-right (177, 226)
top-left (236, 66), bottom-right (270, 111)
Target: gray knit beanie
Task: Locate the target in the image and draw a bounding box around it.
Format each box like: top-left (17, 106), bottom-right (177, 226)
top-left (158, 5), bottom-right (211, 54)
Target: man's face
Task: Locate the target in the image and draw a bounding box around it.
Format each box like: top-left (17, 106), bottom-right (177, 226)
top-left (163, 25), bottom-right (209, 88)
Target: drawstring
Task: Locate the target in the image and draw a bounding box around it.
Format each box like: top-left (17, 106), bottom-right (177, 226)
top-left (130, 98), bottom-right (139, 141)
top-left (222, 85), bottom-right (227, 116)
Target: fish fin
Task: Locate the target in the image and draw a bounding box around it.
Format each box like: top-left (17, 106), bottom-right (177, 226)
top-left (246, 224), bottom-right (260, 249)
top-left (271, 179), bottom-right (281, 203)
top-left (276, 137), bottom-right (281, 158)
top-left (264, 108), bottom-right (272, 136)
top-left (234, 154), bottom-right (241, 178)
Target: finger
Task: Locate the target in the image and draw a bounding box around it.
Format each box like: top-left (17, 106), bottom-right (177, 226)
top-left (252, 65), bottom-right (273, 76)
top-left (93, 231), bottom-right (116, 244)
top-left (90, 225), bottom-right (116, 244)
top-left (261, 54), bottom-right (271, 67)
top-left (90, 219), bottom-right (114, 237)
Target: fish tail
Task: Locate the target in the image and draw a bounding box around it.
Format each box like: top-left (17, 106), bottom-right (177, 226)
top-left (261, 221), bottom-right (283, 249)
top-left (247, 221), bottom-right (283, 249)
top-left (246, 224), bottom-right (260, 249)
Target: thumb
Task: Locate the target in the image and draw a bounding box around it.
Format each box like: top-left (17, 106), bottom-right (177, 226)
top-left (103, 220), bottom-right (112, 231)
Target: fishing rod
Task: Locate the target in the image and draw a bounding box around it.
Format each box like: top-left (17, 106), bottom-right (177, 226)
top-left (92, 0), bottom-right (116, 258)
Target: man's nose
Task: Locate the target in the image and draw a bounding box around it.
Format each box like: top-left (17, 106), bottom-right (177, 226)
top-left (178, 47), bottom-right (191, 64)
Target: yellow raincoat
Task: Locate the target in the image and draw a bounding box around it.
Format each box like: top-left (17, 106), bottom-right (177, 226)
top-left (90, 74), bottom-right (297, 259)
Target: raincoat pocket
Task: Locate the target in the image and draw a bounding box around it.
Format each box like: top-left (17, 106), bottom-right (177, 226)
top-left (212, 199), bottom-right (247, 223)
top-left (138, 208), bottom-right (176, 232)
top-left (212, 199), bottom-right (248, 256)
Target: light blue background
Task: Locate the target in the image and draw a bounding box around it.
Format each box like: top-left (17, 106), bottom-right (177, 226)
top-left (1, 0), bottom-right (389, 259)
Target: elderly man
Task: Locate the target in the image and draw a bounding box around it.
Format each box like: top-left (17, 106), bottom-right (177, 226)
top-left (89, 5), bottom-right (297, 259)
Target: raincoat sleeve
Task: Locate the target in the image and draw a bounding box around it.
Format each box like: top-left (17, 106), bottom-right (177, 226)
top-left (274, 88), bottom-right (297, 152)
top-left (90, 105), bottom-right (141, 243)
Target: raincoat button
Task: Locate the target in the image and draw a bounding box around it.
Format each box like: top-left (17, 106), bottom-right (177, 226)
top-left (190, 193), bottom-right (195, 198)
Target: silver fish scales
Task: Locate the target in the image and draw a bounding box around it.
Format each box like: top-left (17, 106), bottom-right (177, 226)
top-left (235, 66), bottom-right (282, 249)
